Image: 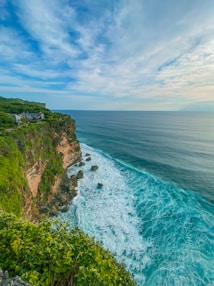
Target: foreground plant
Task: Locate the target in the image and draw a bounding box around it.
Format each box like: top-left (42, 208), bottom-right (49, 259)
top-left (0, 212), bottom-right (136, 286)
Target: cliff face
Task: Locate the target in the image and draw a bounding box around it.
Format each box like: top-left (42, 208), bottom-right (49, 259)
top-left (23, 119), bottom-right (81, 221)
top-left (25, 129), bottom-right (80, 199)
top-left (0, 98), bottom-right (137, 286)
top-left (25, 160), bottom-right (47, 198)
top-left (56, 131), bottom-right (80, 169)
top-left (0, 111), bottom-right (81, 221)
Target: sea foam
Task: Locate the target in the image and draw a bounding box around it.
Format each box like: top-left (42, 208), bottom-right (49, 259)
top-left (59, 143), bottom-right (214, 286)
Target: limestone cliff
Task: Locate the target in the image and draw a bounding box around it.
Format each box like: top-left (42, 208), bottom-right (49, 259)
top-left (25, 159), bottom-right (47, 198)
top-left (56, 131), bottom-right (80, 169)
top-left (23, 118), bottom-right (81, 221)
top-left (0, 107), bottom-right (81, 221)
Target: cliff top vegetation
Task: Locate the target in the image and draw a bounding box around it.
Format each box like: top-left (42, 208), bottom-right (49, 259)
top-left (0, 96), bottom-right (48, 128)
top-left (0, 96), bottom-right (76, 216)
top-left (0, 212), bottom-right (136, 286)
top-left (0, 96), bottom-right (136, 285)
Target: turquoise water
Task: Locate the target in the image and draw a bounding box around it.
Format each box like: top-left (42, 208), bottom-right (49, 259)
top-left (59, 111), bottom-right (214, 285)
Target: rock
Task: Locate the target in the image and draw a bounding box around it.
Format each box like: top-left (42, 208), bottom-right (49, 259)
top-left (70, 174), bottom-right (77, 180)
top-left (50, 198), bottom-right (61, 207)
top-left (69, 188), bottom-right (77, 198)
top-left (39, 206), bottom-right (49, 214)
top-left (60, 205), bottom-right (70, 212)
top-left (97, 183), bottom-right (103, 189)
top-left (57, 194), bottom-right (68, 204)
top-left (76, 170), bottom-right (83, 179)
top-left (78, 161), bottom-right (85, 167)
top-left (38, 172), bottom-right (80, 218)
top-left (0, 268), bottom-right (31, 286)
top-left (86, 157), bottom-right (91, 161)
top-left (49, 205), bottom-right (59, 217)
top-left (90, 165), bottom-right (98, 171)
top-left (85, 153), bottom-right (90, 156)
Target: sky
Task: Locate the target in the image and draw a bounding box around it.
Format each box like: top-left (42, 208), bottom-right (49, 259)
top-left (0, 0), bottom-right (214, 110)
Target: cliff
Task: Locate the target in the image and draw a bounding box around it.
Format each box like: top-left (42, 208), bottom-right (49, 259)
top-left (22, 118), bottom-right (81, 221)
top-left (0, 98), bottom-right (81, 221)
top-left (0, 97), bottom-right (136, 286)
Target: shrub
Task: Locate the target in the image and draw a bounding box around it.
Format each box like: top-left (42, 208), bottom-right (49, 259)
top-left (0, 137), bottom-right (26, 216)
top-left (0, 212), bottom-right (136, 286)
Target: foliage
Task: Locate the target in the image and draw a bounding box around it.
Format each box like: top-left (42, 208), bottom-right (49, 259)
top-left (0, 137), bottom-right (26, 216)
top-left (0, 96), bottom-right (51, 119)
top-left (38, 155), bottom-right (64, 203)
top-left (0, 111), bottom-right (16, 130)
top-left (0, 97), bottom-right (136, 285)
top-left (0, 212), bottom-right (136, 286)
top-left (0, 96), bottom-right (76, 216)
top-left (0, 96), bottom-right (76, 132)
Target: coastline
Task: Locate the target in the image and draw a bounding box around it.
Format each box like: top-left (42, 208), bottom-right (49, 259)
top-left (59, 141), bottom-right (214, 286)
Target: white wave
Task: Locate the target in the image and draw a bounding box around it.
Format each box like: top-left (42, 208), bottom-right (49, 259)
top-left (59, 143), bottom-right (214, 286)
top-left (59, 143), bottom-right (152, 285)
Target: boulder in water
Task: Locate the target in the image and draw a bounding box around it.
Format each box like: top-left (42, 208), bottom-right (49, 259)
top-left (90, 165), bottom-right (98, 171)
top-left (77, 170), bottom-right (84, 179)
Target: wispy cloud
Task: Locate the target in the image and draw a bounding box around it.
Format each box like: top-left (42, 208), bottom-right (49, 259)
top-left (0, 0), bottom-right (214, 109)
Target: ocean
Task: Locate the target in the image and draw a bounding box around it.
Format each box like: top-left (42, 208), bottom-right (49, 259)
top-left (58, 111), bottom-right (214, 286)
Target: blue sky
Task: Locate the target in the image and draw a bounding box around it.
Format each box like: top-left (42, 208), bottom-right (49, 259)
top-left (0, 0), bottom-right (214, 110)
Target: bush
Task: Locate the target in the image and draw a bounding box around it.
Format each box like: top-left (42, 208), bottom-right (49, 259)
top-left (0, 108), bottom-right (76, 216)
top-left (0, 137), bottom-right (26, 216)
top-left (0, 111), bottom-right (16, 130)
top-left (0, 212), bottom-right (136, 286)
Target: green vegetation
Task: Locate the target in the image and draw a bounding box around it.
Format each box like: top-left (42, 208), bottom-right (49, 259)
top-left (0, 96), bottom-right (77, 215)
top-left (0, 122), bottom-right (64, 215)
top-left (0, 96), bottom-right (51, 130)
top-left (0, 111), bottom-right (16, 129)
top-left (0, 136), bottom-right (26, 216)
top-left (0, 96), bottom-right (49, 114)
top-left (0, 212), bottom-right (136, 286)
top-left (0, 97), bottom-right (136, 285)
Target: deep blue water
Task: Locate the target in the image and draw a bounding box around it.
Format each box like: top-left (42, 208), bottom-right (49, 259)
top-left (58, 111), bottom-right (214, 286)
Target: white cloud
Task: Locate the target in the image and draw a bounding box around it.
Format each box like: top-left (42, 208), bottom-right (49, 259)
top-left (13, 63), bottom-right (68, 80)
top-left (15, 0), bottom-right (79, 61)
top-left (0, 27), bottom-right (34, 61)
top-left (0, 0), bottom-right (214, 109)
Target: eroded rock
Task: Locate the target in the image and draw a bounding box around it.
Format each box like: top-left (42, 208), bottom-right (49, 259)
top-left (91, 165), bottom-right (98, 171)
top-left (0, 269), bottom-right (31, 286)
top-left (77, 170), bottom-right (84, 179)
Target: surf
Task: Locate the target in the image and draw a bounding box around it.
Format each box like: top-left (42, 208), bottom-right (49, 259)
top-left (59, 143), bottom-right (214, 286)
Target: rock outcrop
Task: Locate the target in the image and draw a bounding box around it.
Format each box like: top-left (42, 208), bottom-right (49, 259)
top-left (56, 131), bottom-right (80, 169)
top-left (0, 269), bottom-right (31, 286)
top-left (0, 97), bottom-right (82, 221)
top-left (91, 165), bottom-right (98, 171)
top-left (97, 183), bottom-right (103, 189)
top-left (21, 116), bottom-right (81, 221)
top-left (25, 160), bottom-right (47, 198)
top-left (39, 173), bottom-right (78, 217)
